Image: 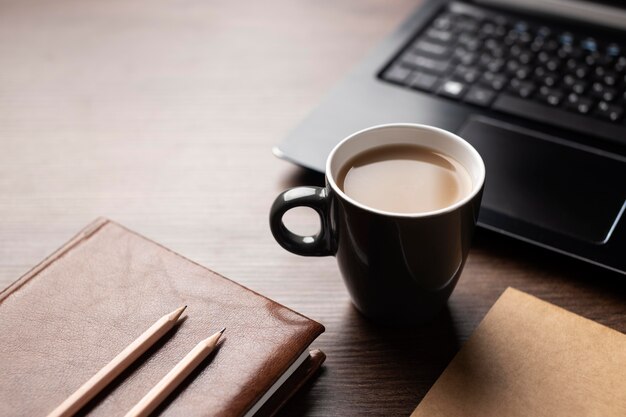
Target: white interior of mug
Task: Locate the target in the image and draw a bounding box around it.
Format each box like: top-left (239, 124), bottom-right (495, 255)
top-left (326, 123), bottom-right (486, 218)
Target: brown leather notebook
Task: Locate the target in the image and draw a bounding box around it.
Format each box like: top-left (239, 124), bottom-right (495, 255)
top-left (0, 218), bottom-right (325, 416)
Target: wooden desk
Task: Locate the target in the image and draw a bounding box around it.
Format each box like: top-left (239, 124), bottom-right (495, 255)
top-left (1, 0), bottom-right (624, 415)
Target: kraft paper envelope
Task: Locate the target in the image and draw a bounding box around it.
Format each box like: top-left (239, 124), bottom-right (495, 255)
top-left (412, 287), bottom-right (626, 417)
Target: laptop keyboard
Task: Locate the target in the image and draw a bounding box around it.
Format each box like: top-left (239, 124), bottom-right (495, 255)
top-left (381, 3), bottom-right (626, 144)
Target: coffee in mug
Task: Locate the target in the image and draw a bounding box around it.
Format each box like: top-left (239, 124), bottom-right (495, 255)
top-left (336, 144), bottom-right (473, 214)
top-left (270, 124), bottom-right (485, 324)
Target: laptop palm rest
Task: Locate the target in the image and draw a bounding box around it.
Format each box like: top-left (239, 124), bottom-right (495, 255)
top-left (459, 117), bottom-right (626, 245)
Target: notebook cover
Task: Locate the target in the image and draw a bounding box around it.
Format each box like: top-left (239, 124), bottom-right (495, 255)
top-left (411, 287), bottom-right (626, 417)
top-left (256, 349), bottom-right (325, 417)
top-left (0, 218), bottom-right (325, 416)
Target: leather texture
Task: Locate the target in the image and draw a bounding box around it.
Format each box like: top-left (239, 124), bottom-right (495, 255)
top-left (0, 218), bottom-right (325, 416)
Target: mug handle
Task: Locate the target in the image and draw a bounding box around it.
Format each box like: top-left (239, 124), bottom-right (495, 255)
top-left (269, 186), bottom-right (334, 256)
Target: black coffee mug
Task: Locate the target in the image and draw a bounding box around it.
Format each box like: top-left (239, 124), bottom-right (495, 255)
top-left (270, 124), bottom-right (485, 324)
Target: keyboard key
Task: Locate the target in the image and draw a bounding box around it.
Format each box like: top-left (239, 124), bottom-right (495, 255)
top-left (577, 100), bottom-right (593, 114)
top-left (401, 54), bottom-right (450, 74)
top-left (456, 19), bottom-right (479, 33)
top-left (481, 72), bottom-right (507, 90)
top-left (458, 33), bottom-right (480, 51)
top-left (449, 2), bottom-right (488, 20)
top-left (590, 82), bottom-right (604, 97)
top-left (413, 40), bottom-right (451, 57)
top-left (493, 94), bottom-right (626, 145)
top-left (571, 80), bottom-right (587, 95)
top-left (563, 74), bottom-right (576, 87)
top-left (559, 32), bottom-right (574, 45)
top-left (545, 58), bottom-right (560, 72)
top-left (556, 44), bottom-right (577, 59)
top-left (494, 25), bottom-right (507, 38)
top-left (593, 66), bottom-right (606, 79)
top-left (492, 14), bottom-right (508, 25)
top-left (581, 38), bottom-right (598, 53)
top-left (564, 93), bottom-right (593, 114)
top-left (537, 51), bottom-right (550, 64)
top-left (464, 85), bottom-right (496, 106)
top-left (590, 82), bottom-right (616, 101)
top-left (564, 72), bottom-right (590, 90)
top-left (596, 101), bottom-right (623, 122)
top-left (603, 72), bottom-right (617, 86)
top-left (438, 80), bottom-right (467, 98)
top-left (537, 86), bottom-right (563, 106)
top-left (585, 53), bottom-right (599, 66)
top-left (514, 21), bottom-right (528, 33)
top-left (453, 49), bottom-right (478, 66)
top-left (486, 58), bottom-right (505, 73)
top-left (505, 59), bottom-right (520, 74)
top-left (534, 66), bottom-right (547, 78)
top-left (518, 51), bottom-right (533, 65)
top-left (453, 65), bottom-right (480, 83)
top-left (514, 66), bottom-right (531, 80)
top-left (479, 22), bottom-right (497, 37)
top-left (509, 79), bottom-right (535, 98)
top-left (490, 45), bottom-right (506, 58)
top-left (546, 93), bottom-right (562, 106)
top-left (384, 65), bottom-right (411, 84)
top-left (564, 60), bottom-right (589, 78)
top-left (544, 39), bottom-right (559, 51)
top-left (536, 72), bottom-right (558, 87)
top-left (564, 58), bottom-right (577, 72)
top-left (509, 44), bottom-right (523, 57)
top-left (607, 43), bottom-right (621, 57)
top-left (485, 38), bottom-right (500, 51)
top-left (518, 32), bottom-right (532, 44)
top-left (504, 34), bottom-right (517, 47)
top-left (433, 15), bottom-right (453, 31)
top-left (410, 72), bottom-right (439, 92)
top-left (530, 39), bottom-right (544, 53)
top-left (602, 88), bottom-right (617, 102)
top-left (537, 26), bottom-right (551, 38)
top-left (426, 28), bottom-right (454, 44)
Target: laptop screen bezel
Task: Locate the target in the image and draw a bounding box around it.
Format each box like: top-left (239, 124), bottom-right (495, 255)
top-left (475, 0), bottom-right (626, 30)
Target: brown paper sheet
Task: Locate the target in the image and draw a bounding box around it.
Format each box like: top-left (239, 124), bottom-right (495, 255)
top-left (411, 287), bottom-right (626, 417)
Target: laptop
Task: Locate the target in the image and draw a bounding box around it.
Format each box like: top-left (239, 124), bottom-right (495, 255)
top-left (273, 0), bottom-right (626, 275)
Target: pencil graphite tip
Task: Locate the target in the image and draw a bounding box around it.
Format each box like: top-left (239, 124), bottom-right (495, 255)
top-left (170, 305), bottom-right (187, 321)
top-left (211, 327), bottom-right (225, 344)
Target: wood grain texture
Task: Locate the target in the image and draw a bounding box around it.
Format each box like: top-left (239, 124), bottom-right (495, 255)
top-left (0, 0), bottom-right (624, 416)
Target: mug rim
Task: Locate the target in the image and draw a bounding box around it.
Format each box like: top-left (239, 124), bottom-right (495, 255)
top-left (325, 123), bottom-right (486, 218)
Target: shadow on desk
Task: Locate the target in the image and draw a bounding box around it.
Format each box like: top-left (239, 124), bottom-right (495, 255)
top-left (473, 228), bottom-right (626, 291)
top-left (279, 167), bottom-right (325, 190)
top-left (278, 303), bottom-right (460, 416)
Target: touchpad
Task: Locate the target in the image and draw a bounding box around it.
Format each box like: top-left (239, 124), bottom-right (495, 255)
top-left (459, 117), bottom-right (626, 244)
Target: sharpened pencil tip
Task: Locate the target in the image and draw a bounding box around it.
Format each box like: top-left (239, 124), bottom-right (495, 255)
top-left (170, 305), bottom-right (187, 321)
top-left (201, 327), bottom-right (225, 346)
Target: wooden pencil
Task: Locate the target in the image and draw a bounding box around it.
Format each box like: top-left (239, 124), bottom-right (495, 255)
top-left (47, 306), bottom-right (187, 417)
top-left (124, 328), bottom-right (225, 417)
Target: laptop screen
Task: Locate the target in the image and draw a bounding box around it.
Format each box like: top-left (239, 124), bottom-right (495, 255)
top-left (478, 0), bottom-right (626, 29)
top-left (491, 0), bottom-right (626, 9)
top-left (592, 1), bottom-right (626, 9)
